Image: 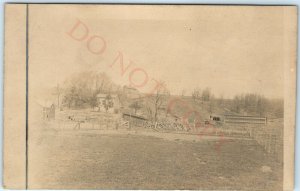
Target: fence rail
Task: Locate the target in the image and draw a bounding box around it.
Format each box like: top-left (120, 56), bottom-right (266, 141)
top-left (224, 115), bottom-right (267, 125)
top-left (247, 125), bottom-right (283, 163)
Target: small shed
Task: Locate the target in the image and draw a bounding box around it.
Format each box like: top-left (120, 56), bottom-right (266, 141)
top-left (41, 102), bottom-right (55, 120)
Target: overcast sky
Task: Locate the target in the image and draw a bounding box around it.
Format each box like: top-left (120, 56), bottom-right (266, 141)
top-left (28, 5), bottom-right (287, 99)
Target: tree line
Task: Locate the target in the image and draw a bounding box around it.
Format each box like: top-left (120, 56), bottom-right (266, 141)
top-left (61, 71), bottom-right (120, 109)
top-left (56, 71), bottom-right (283, 118)
top-left (191, 87), bottom-right (283, 118)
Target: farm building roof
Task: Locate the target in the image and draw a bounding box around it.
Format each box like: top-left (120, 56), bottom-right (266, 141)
top-left (96, 93), bottom-right (118, 98)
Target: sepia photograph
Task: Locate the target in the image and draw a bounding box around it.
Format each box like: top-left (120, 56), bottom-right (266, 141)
top-left (3, 4), bottom-right (297, 190)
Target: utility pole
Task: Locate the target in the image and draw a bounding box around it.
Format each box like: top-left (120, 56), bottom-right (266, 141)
top-left (52, 84), bottom-right (62, 109)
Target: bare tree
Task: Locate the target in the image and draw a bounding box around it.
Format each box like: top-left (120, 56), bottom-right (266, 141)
top-left (62, 71), bottom-right (117, 109)
top-left (52, 83), bottom-right (62, 108)
top-left (181, 89), bottom-right (186, 98)
top-left (145, 81), bottom-right (169, 123)
top-left (153, 90), bottom-right (163, 123)
top-left (192, 88), bottom-right (201, 102)
top-left (217, 94), bottom-right (224, 106)
top-left (230, 93), bottom-right (270, 116)
top-left (208, 95), bottom-right (215, 114)
top-left (201, 87), bottom-right (211, 101)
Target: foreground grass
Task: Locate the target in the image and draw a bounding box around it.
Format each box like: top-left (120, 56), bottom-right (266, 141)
top-left (28, 129), bottom-right (282, 190)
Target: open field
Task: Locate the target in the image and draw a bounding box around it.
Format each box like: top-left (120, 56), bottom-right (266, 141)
top-left (28, 129), bottom-right (282, 190)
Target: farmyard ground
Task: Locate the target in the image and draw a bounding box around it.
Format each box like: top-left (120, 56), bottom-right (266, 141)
top-left (28, 128), bottom-right (282, 190)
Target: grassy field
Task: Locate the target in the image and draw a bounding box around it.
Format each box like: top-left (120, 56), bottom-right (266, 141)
top-left (28, 129), bottom-right (282, 190)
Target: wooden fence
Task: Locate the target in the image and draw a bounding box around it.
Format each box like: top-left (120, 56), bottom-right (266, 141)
top-left (224, 115), bottom-right (267, 125)
top-left (248, 125), bottom-right (283, 163)
top-left (54, 111), bottom-right (283, 162)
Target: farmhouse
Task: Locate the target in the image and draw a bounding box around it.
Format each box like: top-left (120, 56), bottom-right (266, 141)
top-left (96, 93), bottom-right (120, 113)
top-left (123, 86), bottom-right (140, 99)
